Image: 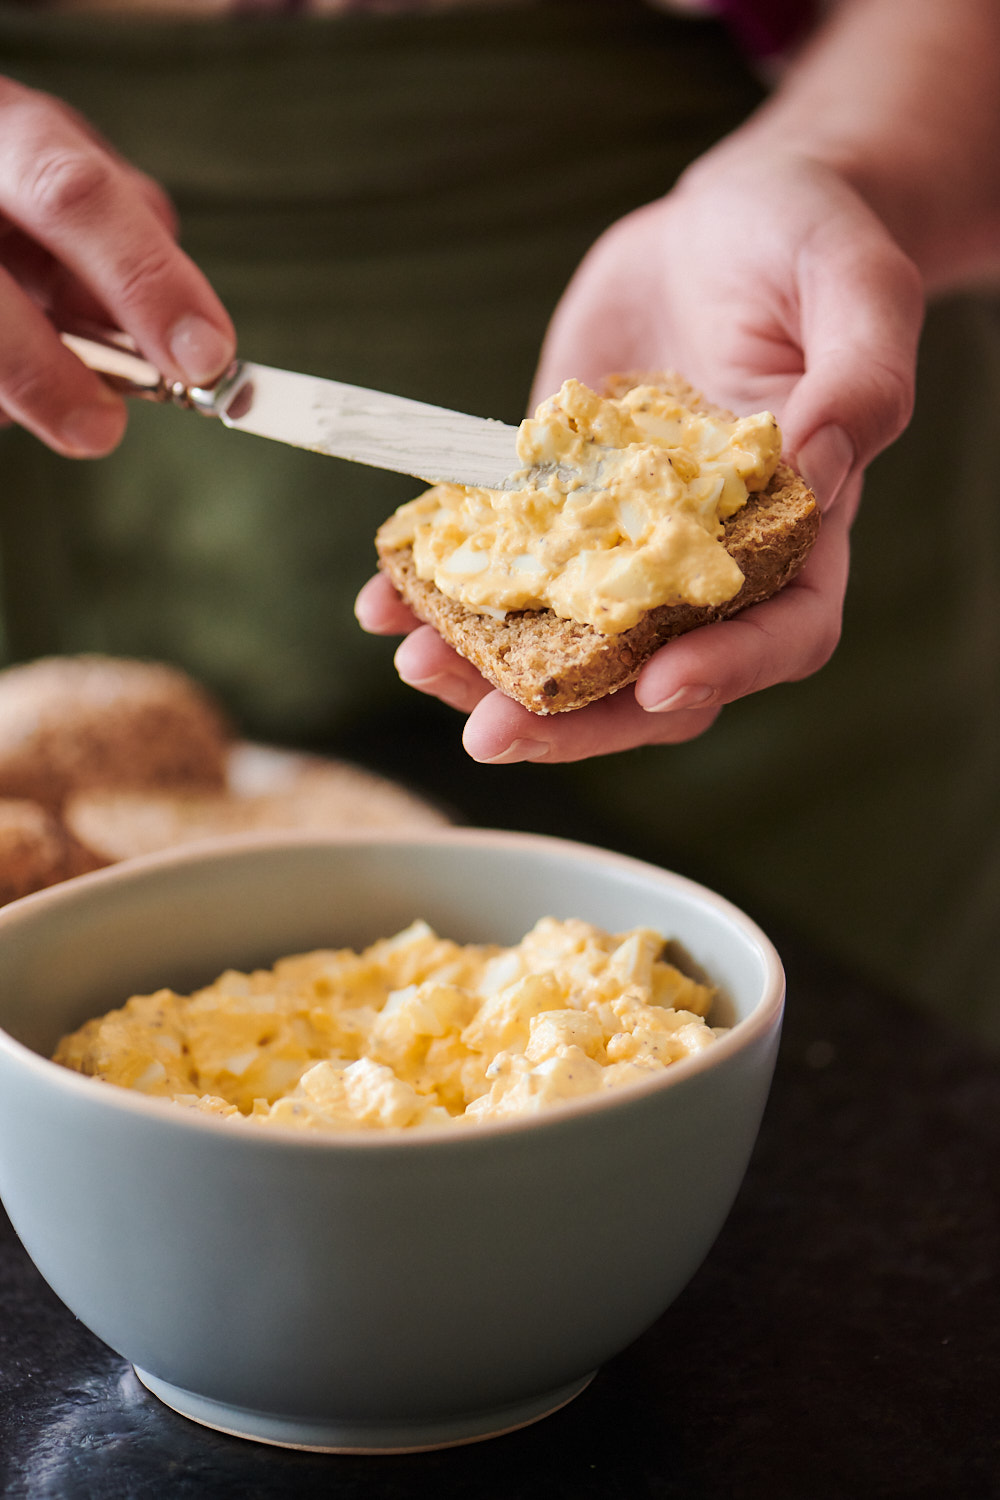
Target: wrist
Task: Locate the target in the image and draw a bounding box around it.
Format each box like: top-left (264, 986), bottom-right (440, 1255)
top-left (713, 0), bottom-right (1000, 294)
top-left (780, 133), bottom-right (1000, 295)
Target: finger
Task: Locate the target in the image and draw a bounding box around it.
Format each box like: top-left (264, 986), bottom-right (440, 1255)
top-left (354, 573), bottom-right (422, 635)
top-left (0, 266), bottom-right (126, 455)
top-left (781, 206), bottom-right (924, 509)
top-left (51, 93), bottom-right (180, 234)
top-left (461, 684), bottom-right (721, 765)
top-left (634, 494), bottom-right (852, 712)
top-left (0, 79), bottom-right (235, 389)
top-left (394, 627), bottom-right (494, 714)
top-left (0, 222), bottom-right (120, 329)
top-left (391, 499), bottom-right (848, 761)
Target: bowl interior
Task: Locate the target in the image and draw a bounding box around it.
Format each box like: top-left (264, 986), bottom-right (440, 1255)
top-left (0, 829), bottom-right (777, 1061)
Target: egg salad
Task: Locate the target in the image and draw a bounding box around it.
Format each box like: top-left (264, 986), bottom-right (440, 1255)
top-left (377, 377), bottom-right (782, 633)
top-left (53, 917), bottom-right (724, 1130)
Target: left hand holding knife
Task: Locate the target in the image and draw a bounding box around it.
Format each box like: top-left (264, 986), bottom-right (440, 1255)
top-left (0, 74), bottom-right (234, 457)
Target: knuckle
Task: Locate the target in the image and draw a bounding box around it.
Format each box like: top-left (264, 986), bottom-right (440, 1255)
top-left (871, 247), bottom-right (922, 437)
top-left (730, 619), bottom-right (776, 698)
top-left (736, 662), bottom-right (768, 700)
top-left (888, 241), bottom-right (925, 313)
top-left (869, 354), bottom-right (916, 442)
top-left (23, 146), bottom-right (113, 226)
top-left (816, 613), bottom-right (843, 665)
top-left (112, 240), bottom-right (181, 311)
top-left (793, 616), bottom-right (842, 682)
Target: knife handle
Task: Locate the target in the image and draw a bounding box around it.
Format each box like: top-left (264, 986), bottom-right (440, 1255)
top-left (57, 322), bottom-right (233, 415)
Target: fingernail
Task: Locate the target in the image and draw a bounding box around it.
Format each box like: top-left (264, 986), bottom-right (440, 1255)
top-left (476, 739), bottom-right (550, 766)
top-left (59, 396), bottom-right (125, 454)
top-left (643, 683), bottom-right (714, 714)
top-left (167, 315), bottom-right (233, 387)
top-left (795, 425), bottom-right (854, 509)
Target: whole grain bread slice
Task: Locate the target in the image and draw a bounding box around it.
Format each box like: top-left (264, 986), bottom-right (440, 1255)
top-left (376, 373), bottom-right (819, 715)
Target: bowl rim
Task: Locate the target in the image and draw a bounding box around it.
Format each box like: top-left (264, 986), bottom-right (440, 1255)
top-left (0, 826), bottom-right (785, 1149)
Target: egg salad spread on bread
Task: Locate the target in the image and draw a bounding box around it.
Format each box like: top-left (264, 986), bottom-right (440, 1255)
top-left (53, 918), bottom-right (724, 1130)
top-left (378, 378), bottom-right (782, 634)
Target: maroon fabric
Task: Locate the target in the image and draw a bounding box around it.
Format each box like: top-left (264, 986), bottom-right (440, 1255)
top-left (715, 0), bottom-right (818, 57)
top-left (3, 0), bottom-right (821, 57)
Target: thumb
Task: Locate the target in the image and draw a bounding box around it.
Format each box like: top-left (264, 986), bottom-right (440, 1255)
top-left (780, 207), bottom-right (924, 511)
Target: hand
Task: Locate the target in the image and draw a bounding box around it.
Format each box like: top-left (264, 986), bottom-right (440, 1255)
top-left (0, 77), bottom-right (235, 457)
top-left (356, 145), bottom-right (924, 764)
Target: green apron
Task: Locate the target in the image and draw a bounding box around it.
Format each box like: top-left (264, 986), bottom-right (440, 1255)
top-left (1, 2), bottom-right (998, 1047)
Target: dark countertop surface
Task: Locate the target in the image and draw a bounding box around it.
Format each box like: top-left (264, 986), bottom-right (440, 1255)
top-left (2, 931), bottom-right (998, 1500)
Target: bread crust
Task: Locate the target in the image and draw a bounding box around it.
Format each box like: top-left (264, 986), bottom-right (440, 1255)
top-left (0, 654), bottom-right (232, 807)
top-left (0, 657), bottom-right (449, 907)
top-left (376, 373), bottom-right (820, 715)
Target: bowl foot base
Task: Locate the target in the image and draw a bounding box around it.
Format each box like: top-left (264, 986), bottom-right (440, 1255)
top-left (133, 1366), bottom-right (596, 1453)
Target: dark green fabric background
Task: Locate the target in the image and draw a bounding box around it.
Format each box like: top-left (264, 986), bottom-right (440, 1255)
top-left (1, 1), bottom-right (998, 1046)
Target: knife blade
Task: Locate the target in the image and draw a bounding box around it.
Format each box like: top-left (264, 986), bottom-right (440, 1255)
top-left (61, 327), bottom-right (523, 490)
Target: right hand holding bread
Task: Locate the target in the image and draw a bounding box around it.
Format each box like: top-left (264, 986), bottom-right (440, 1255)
top-left (374, 373), bottom-right (820, 718)
top-left (357, 146), bottom-right (925, 766)
top-left (0, 76), bottom-right (235, 456)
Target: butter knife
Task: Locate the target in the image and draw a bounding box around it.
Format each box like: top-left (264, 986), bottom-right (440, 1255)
top-left (61, 326), bottom-right (522, 490)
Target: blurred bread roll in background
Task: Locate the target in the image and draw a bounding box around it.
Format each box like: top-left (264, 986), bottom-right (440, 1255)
top-left (65, 744), bottom-right (448, 864)
top-left (0, 654), bottom-right (231, 809)
top-left (0, 656), bottom-right (446, 906)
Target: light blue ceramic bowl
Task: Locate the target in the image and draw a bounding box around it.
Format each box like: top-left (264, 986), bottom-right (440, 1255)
top-left (0, 829), bottom-right (783, 1452)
